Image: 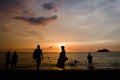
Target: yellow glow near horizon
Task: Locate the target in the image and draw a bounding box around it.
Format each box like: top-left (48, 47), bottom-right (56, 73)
top-left (56, 43), bottom-right (65, 47)
top-left (56, 42), bottom-right (68, 49)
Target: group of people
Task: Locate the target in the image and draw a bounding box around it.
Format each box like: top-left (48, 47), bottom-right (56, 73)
top-left (32, 44), bottom-right (94, 70)
top-left (32, 45), bottom-right (68, 70)
top-left (5, 51), bottom-right (18, 70)
top-left (5, 44), bottom-right (93, 71)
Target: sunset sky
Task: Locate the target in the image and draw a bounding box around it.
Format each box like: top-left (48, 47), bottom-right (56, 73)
top-left (0, 0), bottom-right (120, 52)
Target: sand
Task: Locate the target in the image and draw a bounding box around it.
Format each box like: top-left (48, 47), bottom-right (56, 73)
top-left (0, 70), bottom-right (119, 80)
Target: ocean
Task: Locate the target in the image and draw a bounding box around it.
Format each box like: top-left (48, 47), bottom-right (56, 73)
top-left (0, 52), bottom-right (120, 70)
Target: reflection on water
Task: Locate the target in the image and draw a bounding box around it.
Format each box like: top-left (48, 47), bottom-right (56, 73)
top-left (0, 52), bottom-right (120, 70)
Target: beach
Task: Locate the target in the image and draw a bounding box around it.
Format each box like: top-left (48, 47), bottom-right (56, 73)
top-left (0, 52), bottom-right (120, 80)
top-left (0, 70), bottom-right (119, 80)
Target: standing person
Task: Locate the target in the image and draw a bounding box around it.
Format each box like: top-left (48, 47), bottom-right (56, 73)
top-left (11, 51), bottom-right (18, 70)
top-left (87, 53), bottom-right (93, 68)
top-left (5, 51), bottom-right (11, 70)
top-left (33, 45), bottom-right (43, 71)
top-left (56, 46), bottom-right (68, 70)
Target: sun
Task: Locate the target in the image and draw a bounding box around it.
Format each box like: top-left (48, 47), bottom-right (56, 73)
top-left (56, 42), bottom-right (67, 49)
top-left (57, 43), bottom-right (65, 47)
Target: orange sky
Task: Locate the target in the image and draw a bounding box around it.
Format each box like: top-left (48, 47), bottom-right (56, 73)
top-left (0, 42), bottom-right (119, 52)
top-left (0, 0), bottom-right (120, 52)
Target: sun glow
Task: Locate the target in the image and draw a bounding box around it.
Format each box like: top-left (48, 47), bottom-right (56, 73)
top-left (55, 42), bottom-right (69, 49)
top-left (56, 43), bottom-right (65, 47)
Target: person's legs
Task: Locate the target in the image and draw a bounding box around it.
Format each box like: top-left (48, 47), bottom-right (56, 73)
top-left (62, 62), bottom-right (65, 70)
top-left (36, 59), bottom-right (41, 70)
top-left (88, 60), bottom-right (93, 67)
top-left (37, 61), bottom-right (40, 70)
top-left (88, 61), bottom-right (91, 67)
top-left (90, 60), bottom-right (93, 67)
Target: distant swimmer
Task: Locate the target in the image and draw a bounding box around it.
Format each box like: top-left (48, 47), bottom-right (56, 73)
top-left (47, 57), bottom-right (50, 59)
top-left (74, 59), bottom-right (80, 64)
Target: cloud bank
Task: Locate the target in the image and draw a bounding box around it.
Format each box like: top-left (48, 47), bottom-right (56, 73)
top-left (0, 0), bottom-right (59, 25)
top-left (14, 15), bottom-right (57, 25)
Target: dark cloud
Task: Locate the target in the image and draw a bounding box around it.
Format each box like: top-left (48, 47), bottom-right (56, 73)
top-left (0, 0), bottom-right (58, 25)
top-left (42, 3), bottom-right (57, 12)
top-left (0, 0), bottom-right (27, 16)
top-left (42, 0), bottom-right (61, 12)
top-left (14, 15), bottom-right (58, 25)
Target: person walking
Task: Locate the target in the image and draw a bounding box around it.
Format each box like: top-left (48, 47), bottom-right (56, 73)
top-left (56, 46), bottom-right (68, 70)
top-left (11, 51), bottom-right (18, 70)
top-left (33, 45), bottom-right (43, 70)
top-left (5, 51), bottom-right (11, 70)
top-left (87, 53), bottom-right (93, 68)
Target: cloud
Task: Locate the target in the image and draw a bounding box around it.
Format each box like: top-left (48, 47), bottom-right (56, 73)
top-left (0, 0), bottom-right (28, 16)
top-left (14, 15), bottom-right (58, 25)
top-left (42, 3), bottom-right (57, 12)
top-left (42, 0), bottom-right (61, 12)
top-left (0, 0), bottom-right (59, 25)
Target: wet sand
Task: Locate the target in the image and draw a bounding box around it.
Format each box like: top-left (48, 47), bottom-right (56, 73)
top-left (0, 70), bottom-right (119, 80)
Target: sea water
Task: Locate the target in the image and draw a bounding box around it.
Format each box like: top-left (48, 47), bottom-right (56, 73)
top-left (0, 52), bottom-right (120, 70)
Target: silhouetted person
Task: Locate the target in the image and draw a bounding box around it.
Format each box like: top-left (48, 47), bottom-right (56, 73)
top-left (56, 46), bottom-right (68, 70)
top-left (33, 45), bottom-right (43, 70)
top-left (87, 53), bottom-right (93, 67)
top-left (11, 51), bottom-right (18, 70)
top-left (5, 51), bottom-right (11, 70)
